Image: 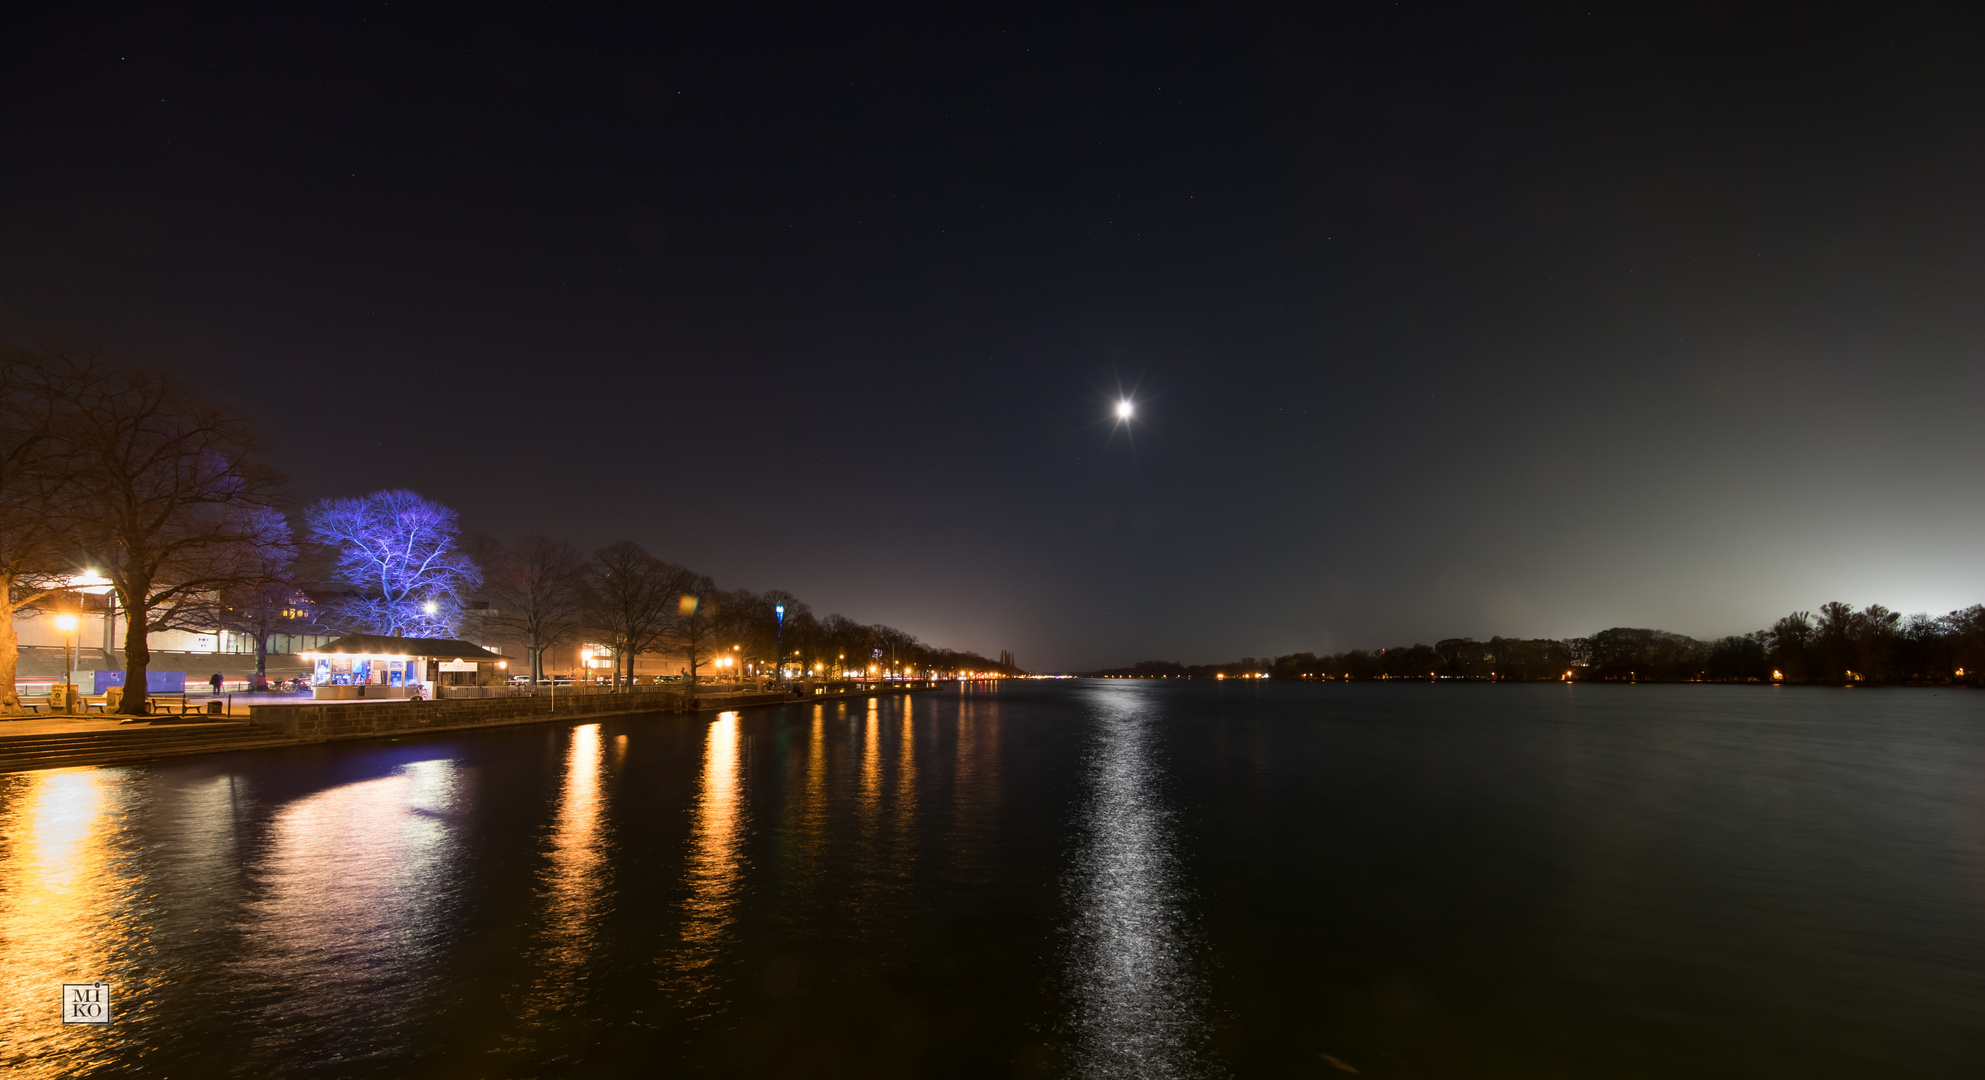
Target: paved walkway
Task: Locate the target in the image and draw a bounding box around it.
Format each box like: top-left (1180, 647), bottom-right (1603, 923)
top-left (6, 690), bottom-right (316, 721)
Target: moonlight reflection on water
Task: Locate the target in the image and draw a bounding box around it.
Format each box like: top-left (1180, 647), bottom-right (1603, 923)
top-left (1064, 685), bottom-right (1219, 1079)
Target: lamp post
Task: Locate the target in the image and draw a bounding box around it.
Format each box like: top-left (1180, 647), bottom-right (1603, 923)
top-left (54, 613), bottom-right (79, 713)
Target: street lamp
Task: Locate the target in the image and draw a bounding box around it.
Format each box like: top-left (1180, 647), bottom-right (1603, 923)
top-left (54, 612), bottom-right (79, 713)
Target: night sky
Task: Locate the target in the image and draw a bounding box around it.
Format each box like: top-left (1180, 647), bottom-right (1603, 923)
top-left (4, 3), bottom-right (1983, 670)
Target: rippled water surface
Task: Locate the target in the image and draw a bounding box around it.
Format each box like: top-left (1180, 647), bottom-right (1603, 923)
top-left (3, 682), bottom-right (1983, 1078)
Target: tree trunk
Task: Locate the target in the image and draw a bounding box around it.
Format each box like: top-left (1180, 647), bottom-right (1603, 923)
top-left (255, 631), bottom-right (270, 678)
top-left (0, 579), bottom-right (20, 713)
top-left (118, 588), bottom-right (151, 716)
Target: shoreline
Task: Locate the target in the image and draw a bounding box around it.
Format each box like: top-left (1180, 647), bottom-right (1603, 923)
top-left (0, 682), bottom-right (952, 773)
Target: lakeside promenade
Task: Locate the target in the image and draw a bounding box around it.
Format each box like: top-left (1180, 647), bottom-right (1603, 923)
top-left (0, 680), bottom-right (956, 773)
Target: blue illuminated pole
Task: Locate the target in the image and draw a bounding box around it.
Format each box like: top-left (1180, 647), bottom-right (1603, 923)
top-left (775, 604), bottom-right (785, 683)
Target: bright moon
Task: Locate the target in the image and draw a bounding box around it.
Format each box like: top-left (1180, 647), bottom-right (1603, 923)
top-left (1115, 400), bottom-right (1134, 419)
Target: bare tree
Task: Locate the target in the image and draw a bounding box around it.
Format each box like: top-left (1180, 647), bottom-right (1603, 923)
top-left (214, 510), bottom-right (324, 685)
top-left (0, 347), bottom-right (86, 712)
top-left (760, 589), bottom-right (809, 680)
top-left (820, 612), bottom-right (871, 676)
top-left (52, 359), bottom-right (287, 714)
top-left (714, 588), bottom-right (779, 681)
top-left (667, 571), bottom-right (721, 689)
top-left (873, 623), bottom-right (920, 675)
top-left (481, 534), bottom-right (586, 683)
top-left (586, 541), bottom-right (679, 688)
top-left (306, 489), bottom-right (483, 635)
top-left (1768, 611), bottom-right (1814, 681)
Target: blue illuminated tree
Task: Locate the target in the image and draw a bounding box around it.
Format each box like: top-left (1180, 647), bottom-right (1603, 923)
top-left (306, 489), bottom-right (482, 636)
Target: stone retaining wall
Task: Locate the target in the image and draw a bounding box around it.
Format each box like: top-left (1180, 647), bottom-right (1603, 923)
top-left (244, 686), bottom-right (939, 744)
top-left (251, 689), bottom-right (703, 743)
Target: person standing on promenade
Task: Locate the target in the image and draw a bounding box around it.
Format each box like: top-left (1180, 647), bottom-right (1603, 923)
top-left (209, 672), bottom-right (224, 696)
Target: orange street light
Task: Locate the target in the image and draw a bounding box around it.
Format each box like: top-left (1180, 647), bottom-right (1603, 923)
top-left (53, 612), bottom-right (80, 712)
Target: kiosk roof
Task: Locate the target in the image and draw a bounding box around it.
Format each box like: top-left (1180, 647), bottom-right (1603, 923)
top-left (306, 634), bottom-right (501, 660)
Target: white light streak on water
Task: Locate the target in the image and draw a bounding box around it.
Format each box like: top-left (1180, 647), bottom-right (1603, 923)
top-left (1065, 687), bottom-right (1219, 1079)
top-left (233, 759), bottom-right (462, 1054)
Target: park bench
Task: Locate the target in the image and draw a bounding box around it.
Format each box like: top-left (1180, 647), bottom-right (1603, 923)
top-left (101, 688), bottom-right (199, 715)
top-left (12, 697), bottom-right (108, 715)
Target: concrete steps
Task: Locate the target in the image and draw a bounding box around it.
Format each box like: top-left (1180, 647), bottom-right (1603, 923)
top-left (0, 721), bottom-right (299, 773)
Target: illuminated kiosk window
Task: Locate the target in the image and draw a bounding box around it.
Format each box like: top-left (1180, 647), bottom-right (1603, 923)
top-left (299, 634), bottom-right (506, 701)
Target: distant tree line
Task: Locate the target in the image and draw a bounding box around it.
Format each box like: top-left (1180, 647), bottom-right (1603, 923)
top-left (1083, 602), bottom-right (1985, 686)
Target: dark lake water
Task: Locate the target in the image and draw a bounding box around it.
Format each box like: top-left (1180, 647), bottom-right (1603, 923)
top-left (4, 681), bottom-right (1984, 1078)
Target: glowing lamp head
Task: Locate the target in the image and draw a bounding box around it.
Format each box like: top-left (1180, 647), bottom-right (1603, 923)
top-left (423, 600), bottom-right (439, 616)
top-left (1115, 400), bottom-right (1134, 420)
top-left (54, 613), bottom-right (79, 632)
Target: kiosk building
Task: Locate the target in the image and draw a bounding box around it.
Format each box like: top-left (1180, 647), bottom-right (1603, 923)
top-left (300, 635), bottom-right (507, 699)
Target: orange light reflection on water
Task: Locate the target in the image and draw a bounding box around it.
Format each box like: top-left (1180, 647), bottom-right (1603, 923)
top-left (860, 699), bottom-right (882, 837)
top-left (522, 723), bottom-right (611, 1018)
top-left (669, 712), bottom-right (748, 1004)
top-left (892, 696), bottom-right (918, 864)
top-left (796, 706), bottom-right (828, 878)
top-left (0, 770), bottom-right (143, 1078)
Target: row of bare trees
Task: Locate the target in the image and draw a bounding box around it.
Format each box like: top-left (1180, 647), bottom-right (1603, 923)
top-left (2, 346), bottom-right (288, 714)
top-left (472, 534), bottom-right (1017, 687)
top-left (473, 537), bottom-right (719, 687)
